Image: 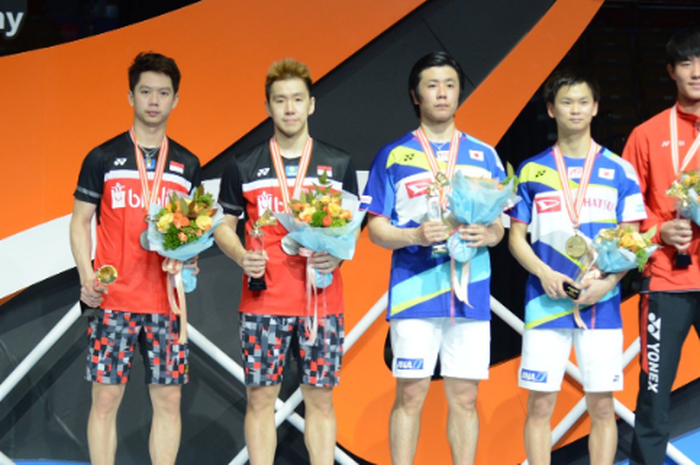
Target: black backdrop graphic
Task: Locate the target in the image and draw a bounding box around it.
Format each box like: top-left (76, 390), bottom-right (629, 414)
top-left (3, 1), bottom-right (700, 464)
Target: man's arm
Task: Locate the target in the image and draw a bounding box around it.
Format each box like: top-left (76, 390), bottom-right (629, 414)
top-left (458, 217), bottom-right (505, 248)
top-left (508, 220), bottom-right (574, 299)
top-left (69, 199), bottom-right (105, 307)
top-left (366, 214), bottom-right (445, 250)
top-left (214, 214), bottom-right (266, 278)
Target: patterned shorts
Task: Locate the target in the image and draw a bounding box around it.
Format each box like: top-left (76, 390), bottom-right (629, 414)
top-left (239, 313), bottom-right (344, 388)
top-left (86, 309), bottom-right (188, 385)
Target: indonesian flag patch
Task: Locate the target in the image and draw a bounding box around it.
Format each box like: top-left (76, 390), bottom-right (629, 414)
top-left (317, 165), bottom-right (333, 177)
top-left (169, 161), bottom-right (184, 174)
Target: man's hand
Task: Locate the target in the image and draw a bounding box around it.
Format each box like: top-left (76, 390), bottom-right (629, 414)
top-left (537, 266), bottom-right (576, 299)
top-left (574, 274), bottom-right (618, 306)
top-left (241, 250), bottom-right (267, 278)
top-left (660, 218), bottom-right (693, 250)
top-left (459, 224), bottom-right (498, 248)
top-left (81, 279), bottom-right (107, 308)
top-left (308, 251), bottom-right (341, 274)
top-left (415, 220), bottom-right (448, 247)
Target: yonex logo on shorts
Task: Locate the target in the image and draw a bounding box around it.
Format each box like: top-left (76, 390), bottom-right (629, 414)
top-left (520, 368), bottom-right (547, 383)
top-left (396, 358), bottom-right (424, 370)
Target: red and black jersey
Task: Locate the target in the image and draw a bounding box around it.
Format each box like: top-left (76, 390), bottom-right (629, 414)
top-left (218, 138), bottom-right (358, 317)
top-left (74, 131), bottom-right (201, 314)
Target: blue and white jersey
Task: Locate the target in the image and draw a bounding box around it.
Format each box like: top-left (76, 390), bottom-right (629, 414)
top-left (509, 145), bottom-right (646, 329)
top-left (361, 130), bottom-right (506, 320)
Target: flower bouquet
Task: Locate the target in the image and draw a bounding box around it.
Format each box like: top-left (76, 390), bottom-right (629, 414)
top-left (666, 169), bottom-right (700, 225)
top-left (591, 225), bottom-right (658, 273)
top-left (443, 166), bottom-right (520, 304)
top-left (275, 172), bottom-right (365, 289)
top-left (146, 186), bottom-right (224, 342)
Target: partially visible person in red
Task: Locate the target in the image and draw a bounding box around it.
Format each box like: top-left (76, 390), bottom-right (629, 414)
top-left (70, 52), bottom-right (201, 465)
top-left (622, 28), bottom-right (700, 465)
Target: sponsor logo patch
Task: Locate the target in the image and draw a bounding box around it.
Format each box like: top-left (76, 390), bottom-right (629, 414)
top-left (534, 194), bottom-right (561, 213)
top-left (395, 358), bottom-right (424, 370)
top-left (111, 183), bottom-right (125, 209)
top-left (404, 179), bottom-right (432, 198)
top-left (568, 166), bottom-right (583, 179)
top-left (114, 158), bottom-right (127, 166)
top-left (360, 194), bottom-right (372, 205)
top-left (256, 167), bottom-right (270, 177)
top-left (520, 368), bottom-right (547, 383)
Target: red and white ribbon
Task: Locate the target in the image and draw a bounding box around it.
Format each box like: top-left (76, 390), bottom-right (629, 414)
top-left (269, 136), bottom-right (314, 213)
top-left (670, 105), bottom-right (700, 179)
top-left (298, 247), bottom-right (320, 343)
top-left (162, 258), bottom-right (187, 343)
top-left (552, 140), bottom-right (598, 232)
top-left (129, 128), bottom-right (169, 215)
top-left (415, 126), bottom-right (460, 209)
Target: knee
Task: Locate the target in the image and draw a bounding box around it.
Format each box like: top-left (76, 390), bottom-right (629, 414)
top-left (246, 386), bottom-right (279, 415)
top-left (151, 386), bottom-right (182, 416)
top-left (91, 386), bottom-right (124, 417)
top-left (587, 395), bottom-right (615, 424)
top-left (527, 394), bottom-right (556, 423)
top-left (394, 380), bottom-right (430, 413)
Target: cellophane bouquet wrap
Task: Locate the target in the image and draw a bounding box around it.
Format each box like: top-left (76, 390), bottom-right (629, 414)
top-left (445, 170), bottom-right (520, 263)
top-left (147, 186), bottom-right (224, 291)
top-left (591, 225), bottom-right (658, 273)
top-left (667, 169), bottom-right (700, 226)
top-left (275, 175), bottom-right (365, 289)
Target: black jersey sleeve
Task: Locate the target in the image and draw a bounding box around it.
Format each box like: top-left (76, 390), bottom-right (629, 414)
top-left (342, 156), bottom-right (359, 197)
top-left (218, 158), bottom-right (245, 216)
top-left (74, 147), bottom-right (105, 205)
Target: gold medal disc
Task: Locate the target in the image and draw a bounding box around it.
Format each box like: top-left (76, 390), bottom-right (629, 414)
top-left (96, 265), bottom-right (118, 285)
top-left (565, 235), bottom-right (587, 259)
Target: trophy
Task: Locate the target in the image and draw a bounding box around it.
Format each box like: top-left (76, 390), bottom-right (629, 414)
top-left (676, 202), bottom-right (692, 268)
top-left (564, 247), bottom-right (599, 300)
top-left (426, 172), bottom-right (450, 257)
top-left (82, 264), bottom-right (118, 316)
top-left (248, 209), bottom-right (277, 291)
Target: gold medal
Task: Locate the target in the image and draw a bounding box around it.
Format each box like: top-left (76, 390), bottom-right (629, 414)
top-left (565, 235), bottom-right (587, 259)
top-left (95, 265), bottom-right (118, 285)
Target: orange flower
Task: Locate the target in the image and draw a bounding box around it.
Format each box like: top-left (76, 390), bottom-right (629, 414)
top-left (322, 214), bottom-right (333, 227)
top-left (172, 212), bottom-right (190, 228)
top-left (178, 231), bottom-right (188, 242)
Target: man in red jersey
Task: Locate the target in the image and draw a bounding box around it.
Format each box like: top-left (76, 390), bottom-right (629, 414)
top-left (214, 58), bottom-right (358, 465)
top-left (70, 52), bottom-right (201, 465)
top-left (623, 28), bottom-right (700, 465)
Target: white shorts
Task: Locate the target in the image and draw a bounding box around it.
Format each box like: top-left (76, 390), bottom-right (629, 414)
top-left (390, 317), bottom-right (490, 380)
top-left (519, 328), bottom-right (623, 393)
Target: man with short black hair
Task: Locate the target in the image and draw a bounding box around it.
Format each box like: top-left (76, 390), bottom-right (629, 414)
top-left (623, 28), bottom-right (700, 465)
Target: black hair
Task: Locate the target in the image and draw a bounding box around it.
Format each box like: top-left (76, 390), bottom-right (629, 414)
top-left (408, 51), bottom-right (466, 118)
top-left (542, 69), bottom-right (601, 105)
top-left (128, 52), bottom-right (181, 94)
top-left (666, 28), bottom-right (700, 67)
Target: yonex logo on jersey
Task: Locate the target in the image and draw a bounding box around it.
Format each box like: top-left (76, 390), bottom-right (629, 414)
top-left (395, 358), bottom-right (423, 370)
top-left (662, 141), bottom-right (670, 147)
top-left (520, 369), bottom-right (547, 383)
top-left (111, 183), bottom-right (126, 209)
top-left (114, 158), bottom-right (127, 166)
top-left (568, 166), bottom-right (583, 179)
top-left (256, 167), bottom-right (270, 177)
top-left (404, 179), bottom-right (431, 199)
top-left (469, 150), bottom-right (484, 161)
top-left (598, 168), bottom-right (614, 180)
top-left (403, 153), bottom-right (416, 162)
top-left (535, 195), bottom-right (561, 213)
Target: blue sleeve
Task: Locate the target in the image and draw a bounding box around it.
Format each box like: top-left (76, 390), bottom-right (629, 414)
top-left (361, 146), bottom-right (395, 219)
top-left (509, 162), bottom-right (533, 224)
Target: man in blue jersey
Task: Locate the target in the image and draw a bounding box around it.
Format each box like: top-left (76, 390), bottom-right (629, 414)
top-left (361, 51), bottom-right (506, 465)
top-left (509, 70), bottom-right (646, 465)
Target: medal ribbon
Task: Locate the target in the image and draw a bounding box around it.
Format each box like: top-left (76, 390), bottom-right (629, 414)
top-left (270, 136), bottom-right (314, 213)
top-left (552, 141), bottom-right (598, 231)
top-left (415, 127), bottom-right (460, 209)
top-left (670, 105), bottom-right (700, 178)
top-left (129, 128), bottom-right (169, 214)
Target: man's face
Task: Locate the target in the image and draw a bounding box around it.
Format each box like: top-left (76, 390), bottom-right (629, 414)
top-left (668, 56), bottom-right (700, 105)
top-left (128, 71), bottom-right (178, 128)
top-left (547, 82), bottom-right (598, 135)
top-left (412, 66), bottom-right (460, 125)
top-left (265, 78), bottom-right (315, 139)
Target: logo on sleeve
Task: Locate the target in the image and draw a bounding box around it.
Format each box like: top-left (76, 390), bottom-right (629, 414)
top-left (395, 358), bottom-right (424, 371)
top-left (534, 194), bottom-right (561, 213)
top-left (169, 161), bottom-right (184, 174)
top-left (404, 179), bottom-right (432, 198)
top-left (469, 150), bottom-right (484, 161)
top-left (598, 168), bottom-right (615, 180)
top-left (520, 368), bottom-right (547, 383)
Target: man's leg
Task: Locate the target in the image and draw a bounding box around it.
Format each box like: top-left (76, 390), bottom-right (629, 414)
top-left (586, 392), bottom-right (617, 465)
top-left (300, 385), bottom-right (336, 465)
top-left (87, 383), bottom-right (126, 465)
top-left (443, 377), bottom-right (479, 465)
top-left (390, 377), bottom-right (431, 465)
top-left (524, 390), bottom-right (558, 465)
top-left (148, 384), bottom-right (182, 465)
top-left (245, 384), bottom-right (282, 465)
top-left (632, 293), bottom-right (694, 465)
